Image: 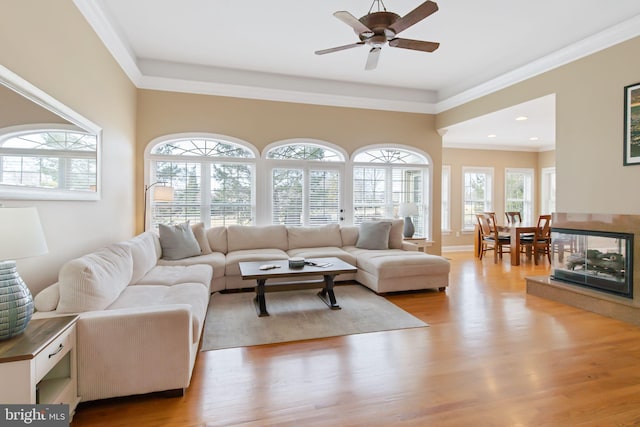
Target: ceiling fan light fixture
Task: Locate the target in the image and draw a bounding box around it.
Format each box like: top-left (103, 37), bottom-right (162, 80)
top-left (316, 1), bottom-right (440, 70)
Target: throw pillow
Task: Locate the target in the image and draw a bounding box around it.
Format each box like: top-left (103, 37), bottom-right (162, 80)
top-left (191, 222), bottom-right (213, 255)
top-left (356, 221), bottom-right (392, 250)
top-left (159, 221), bottom-right (202, 260)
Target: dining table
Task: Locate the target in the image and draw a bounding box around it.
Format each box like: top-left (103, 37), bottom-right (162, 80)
top-left (474, 222), bottom-right (539, 266)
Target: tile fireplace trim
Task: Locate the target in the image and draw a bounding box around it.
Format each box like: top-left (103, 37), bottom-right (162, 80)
top-left (525, 212), bottom-right (640, 325)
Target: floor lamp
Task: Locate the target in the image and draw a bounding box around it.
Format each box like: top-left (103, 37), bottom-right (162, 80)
top-left (0, 207), bottom-right (48, 340)
top-left (144, 182), bottom-right (174, 231)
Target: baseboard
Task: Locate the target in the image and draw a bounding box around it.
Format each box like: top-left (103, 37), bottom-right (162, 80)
top-left (442, 245), bottom-right (474, 252)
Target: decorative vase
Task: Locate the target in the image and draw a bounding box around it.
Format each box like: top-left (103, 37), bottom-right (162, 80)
top-left (403, 217), bottom-right (415, 238)
top-left (0, 260), bottom-right (34, 341)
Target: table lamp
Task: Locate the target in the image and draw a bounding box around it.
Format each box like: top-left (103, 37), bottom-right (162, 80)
top-left (0, 207), bottom-right (48, 340)
top-left (398, 202), bottom-right (418, 238)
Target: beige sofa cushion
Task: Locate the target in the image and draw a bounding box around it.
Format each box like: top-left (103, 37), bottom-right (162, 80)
top-left (158, 252), bottom-right (226, 280)
top-left (356, 250), bottom-right (450, 279)
top-left (225, 249), bottom-right (289, 277)
top-left (288, 224), bottom-right (342, 249)
top-left (133, 264), bottom-right (213, 290)
top-left (227, 225), bottom-right (288, 252)
top-left (107, 283), bottom-right (209, 344)
top-left (340, 226), bottom-right (359, 246)
top-left (124, 232), bottom-right (161, 284)
top-left (206, 226), bottom-right (228, 254)
top-left (57, 243), bottom-right (133, 313)
top-left (388, 219), bottom-right (404, 249)
top-left (191, 222), bottom-right (212, 254)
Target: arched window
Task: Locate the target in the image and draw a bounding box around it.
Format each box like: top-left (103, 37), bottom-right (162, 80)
top-left (265, 140), bottom-right (345, 226)
top-left (353, 146), bottom-right (431, 238)
top-left (147, 135), bottom-right (257, 229)
top-left (0, 127), bottom-right (97, 191)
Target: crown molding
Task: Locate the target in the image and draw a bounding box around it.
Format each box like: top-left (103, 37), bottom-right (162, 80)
top-left (137, 59), bottom-right (438, 114)
top-left (75, 1), bottom-right (640, 115)
top-left (73, 0), bottom-right (142, 85)
top-left (435, 13), bottom-right (640, 113)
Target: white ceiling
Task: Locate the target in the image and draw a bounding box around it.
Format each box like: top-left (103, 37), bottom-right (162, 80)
top-left (74, 0), bottom-right (640, 150)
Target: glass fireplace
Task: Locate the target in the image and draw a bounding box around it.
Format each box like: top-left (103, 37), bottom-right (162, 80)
top-left (551, 228), bottom-right (634, 299)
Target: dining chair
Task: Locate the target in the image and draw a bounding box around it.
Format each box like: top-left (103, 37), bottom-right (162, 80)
top-left (521, 214), bottom-right (552, 264)
top-left (504, 211), bottom-right (522, 224)
top-left (476, 213), bottom-right (510, 263)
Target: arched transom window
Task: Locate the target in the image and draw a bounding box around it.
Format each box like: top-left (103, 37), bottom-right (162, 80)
top-left (147, 137), bottom-right (257, 229)
top-left (0, 128), bottom-right (97, 191)
top-left (353, 147), bottom-right (430, 238)
top-left (266, 142), bottom-right (345, 226)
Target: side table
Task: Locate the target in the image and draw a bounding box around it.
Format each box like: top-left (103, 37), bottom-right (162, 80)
top-left (403, 237), bottom-right (433, 253)
top-left (0, 315), bottom-right (80, 417)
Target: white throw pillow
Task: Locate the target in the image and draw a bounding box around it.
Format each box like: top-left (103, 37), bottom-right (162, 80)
top-left (159, 221), bottom-right (202, 260)
top-left (34, 283), bottom-right (60, 312)
top-left (356, 221), bottom-right (392, 250)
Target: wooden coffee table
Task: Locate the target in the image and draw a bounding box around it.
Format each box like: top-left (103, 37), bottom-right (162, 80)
top-left (238, 257), bottom-right (357, 317)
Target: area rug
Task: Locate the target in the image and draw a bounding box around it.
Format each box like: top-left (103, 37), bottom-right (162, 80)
top-left (201, 284), bottom-right (428, 351)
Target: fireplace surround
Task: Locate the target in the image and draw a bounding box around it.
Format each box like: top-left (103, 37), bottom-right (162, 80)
top-left (527, 213), bottom-right (640, 326)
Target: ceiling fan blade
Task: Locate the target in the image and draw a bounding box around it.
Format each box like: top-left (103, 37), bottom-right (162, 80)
top-left (389, 1), bottom-right (438, 34)
top-left (365, 47), bottom-right (381, 70)
top-left (315, 42), bottom-right (365, 55)
top-left (389, 38), bottom-right (440, 52)
top-left (333, 11), bottom-right (374, 36)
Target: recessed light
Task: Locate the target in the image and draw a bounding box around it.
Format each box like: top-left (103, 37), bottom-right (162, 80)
top-left (488, 134), bottom-right (497, 138)
top-left (516, 116), bottom-right (528, 121)
top-left (529, 137), bottom-right (539, 141)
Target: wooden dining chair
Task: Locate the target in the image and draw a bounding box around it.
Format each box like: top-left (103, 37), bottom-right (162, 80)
top-left (476, 213), bottom-right (511, 263)
top-left (521, 214), bottom-right (552, 264)
top-left (504, 211), bottom-right (522, 224)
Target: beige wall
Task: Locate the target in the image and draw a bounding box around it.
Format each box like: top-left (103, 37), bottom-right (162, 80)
top-left (0, 85), bottom-right (71, 128)
top-left (442, 148), bottom-right (555, 248)
top-left (136, 90), bottom-right (444, 253)
top-left (1, 0), bottom-right (137, 295)
top-left (437, 36), bottom-right (640, 216)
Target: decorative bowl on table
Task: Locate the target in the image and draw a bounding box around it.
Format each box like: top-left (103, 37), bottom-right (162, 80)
top-left (288, 257), bottom-right (305, 269)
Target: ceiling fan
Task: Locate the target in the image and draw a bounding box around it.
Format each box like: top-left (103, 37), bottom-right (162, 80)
top-left (315, 0), bottom-right (440, 70)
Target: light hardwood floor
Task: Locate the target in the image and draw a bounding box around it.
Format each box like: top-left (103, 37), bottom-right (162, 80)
top-left (71, 252), bottom-right (640, 426)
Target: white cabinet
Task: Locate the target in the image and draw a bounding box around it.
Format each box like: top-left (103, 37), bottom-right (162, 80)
top-left (0, 316), bottom-right (80, 418)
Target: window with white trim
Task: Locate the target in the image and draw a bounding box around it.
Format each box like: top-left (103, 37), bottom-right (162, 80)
top-left (540, 167), bottom-right (556, 214)
top-left (266, 142), bottom-right (344, 226)
top-left (442, 165), bottom-right (451, 232)
top-left (148, 137), bottom-right (256, 230)
top-left (353, 148), bottom-right (430, 238)
top-left (0, 128), bottom-right (96, 191)
top-left (462, 167), bottom-right (493, 231)
top-left (505, 168), bottom-right (534, 223)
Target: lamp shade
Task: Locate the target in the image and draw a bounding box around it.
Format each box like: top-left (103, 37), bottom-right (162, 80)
top-left (0, 207), bottom-right (48, 260)
top-left (153, 186), bottom-right (174, 202)
top-left (398, 202), bottom-right (418, 217)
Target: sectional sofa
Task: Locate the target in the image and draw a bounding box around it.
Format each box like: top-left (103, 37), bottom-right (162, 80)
top-left (33, 220), bottom-right (450, 402)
